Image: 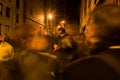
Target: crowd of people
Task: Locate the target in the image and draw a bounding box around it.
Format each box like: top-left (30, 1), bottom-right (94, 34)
top-left (0, 5), bottom-right (120, 80)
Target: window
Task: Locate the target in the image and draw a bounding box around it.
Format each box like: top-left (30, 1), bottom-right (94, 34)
top-left (8, 0), bottom-right (11, 2)
top-left (88, 0), bottom-right (91, 8)
top-left (16, 0), bottom-right (20, 9)
top-left (16, 14), bottom-right (19, 23)
top-left (30, 8), bottom-right (33, 15)
top-left (94, 0), bottom-right (97, 5)
top-left (0, 24), bottom-right (2, 35)
top-left (0, 3), bottom-right (3, 15)
top-left (6, 7), bottom-right (10, 17)
top-left (84, 0), bottom-right (87, 16)
top-left (5, 25), bottom-right (10, 33)
top-left (96, 0), bottom-right (106, 6)
top-left (118, 0), bottom-right (120, 5)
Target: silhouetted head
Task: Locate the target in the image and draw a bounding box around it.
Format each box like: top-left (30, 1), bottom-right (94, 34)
top-left (3, 34), bottom-right (11, 43)
top-left (58, 27), bottom-right (65, 33)
top-left (57, 27), bottom-right (66, 37)
top-left (84, 5), bottom-right (120, 53)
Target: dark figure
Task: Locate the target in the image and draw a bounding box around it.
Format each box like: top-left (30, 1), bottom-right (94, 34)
top-left (3, 34), bottom-right (11, 43)
top-left (12, 23), bottom-right (54, 80)
top-left (73, 33), bottom-right (89, 58)
top-left (54, 27), bottom-right (77, 63)
top-left (62, 5), bottom-right (120, 80)
top-left (53, 27), bottom-right (77, 79)
top-left (0, 35), bottom-right (21, 80)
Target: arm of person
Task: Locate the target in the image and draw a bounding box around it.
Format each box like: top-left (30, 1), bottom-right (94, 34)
top-left (38, 52), bottom-right (57, 59)
top-left (53, 44), bottom-right (60, 52)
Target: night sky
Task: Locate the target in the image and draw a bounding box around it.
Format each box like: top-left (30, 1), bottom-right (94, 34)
top-left (55, 0), bottom-right (80, 24)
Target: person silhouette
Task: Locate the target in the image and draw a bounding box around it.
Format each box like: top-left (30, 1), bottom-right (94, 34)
top-left (62, 5), bottom-right (120, 80)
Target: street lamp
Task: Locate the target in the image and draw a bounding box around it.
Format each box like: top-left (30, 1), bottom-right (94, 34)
top-left (48, 14), bottom-right (53, 20)
top-left (47, 13), bottom-right (53, 34)
top-left (61, 20), bottom-right (65, 28)
top-left (47, 13), bottom-right (53, 28)
top-left (61, 20), bottom-right (65, 24)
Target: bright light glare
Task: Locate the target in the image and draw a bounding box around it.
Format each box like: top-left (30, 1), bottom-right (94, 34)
top-left (62, 20), bottom-right (65, 24)
top-left (48, 14), bottom-right (53, 19)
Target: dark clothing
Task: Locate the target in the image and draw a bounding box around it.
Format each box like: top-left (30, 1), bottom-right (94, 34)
top-left (62, 49), bottom-right (120, 80)
top-left (53, 34), bottom-right (77, 80)
top-left (17, 49), bottom-right (54, 80)
top-left (55, 34), bottom-right (77, 60)
top-left (0, 59), bottom-right (22, 80)
top-left (56, 34), bottom-right (76, 53)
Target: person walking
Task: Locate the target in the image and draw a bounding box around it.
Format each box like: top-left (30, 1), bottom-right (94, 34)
top-left (11, 23), bottom-right (55, 80)
top-left (0, 35), bottom-right (15, 80)
top-left (62, 5), bottom-right (120, 80)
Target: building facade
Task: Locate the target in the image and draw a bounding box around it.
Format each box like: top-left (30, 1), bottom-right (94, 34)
top-left (25, 0), bottom-right (56, 35)
top-left (80, 0), bottom-right (120, 33)
top-left (25, 0), bottom-right (44, 35)
top-left (0, 0), bottom-right (24, 36)
top-left (0, 0), bottom-right (58, 36)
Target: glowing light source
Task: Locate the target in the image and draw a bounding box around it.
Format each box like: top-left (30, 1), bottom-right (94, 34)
top-left (48, 14), bottom-right (53, 19)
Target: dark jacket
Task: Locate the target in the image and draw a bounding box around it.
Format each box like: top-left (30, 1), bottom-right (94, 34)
top-left (62, 49), bottom-right (120, 80)
top-left (15, 48), bottom-right (54, 80)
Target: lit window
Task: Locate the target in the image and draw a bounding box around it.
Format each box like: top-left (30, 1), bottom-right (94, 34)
top-left (118, 0), bottom-right (120, 5)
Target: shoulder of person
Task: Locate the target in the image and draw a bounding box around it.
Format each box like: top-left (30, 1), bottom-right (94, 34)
top-left (64, 34), bottom-right (72, 38)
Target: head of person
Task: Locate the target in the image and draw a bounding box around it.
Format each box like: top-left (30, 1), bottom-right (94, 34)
top-left (0, 35), bottom-right (8, 42)
top-left (57, 27), bottom-right (66, 37)
top-left (3, 34), bottom-right (11, 43)
top-left (84, 5), bottom-right (120, 53)
top-left (0, 36), bottom-right (4, 42)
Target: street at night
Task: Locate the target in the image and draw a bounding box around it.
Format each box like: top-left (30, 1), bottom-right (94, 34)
top-left (0, 0), bottom-right (120, 80)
